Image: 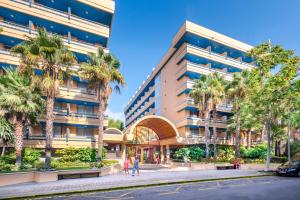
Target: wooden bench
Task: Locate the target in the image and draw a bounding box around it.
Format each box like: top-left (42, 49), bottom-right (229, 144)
top-left (216, 164), bottom-right (240, 170)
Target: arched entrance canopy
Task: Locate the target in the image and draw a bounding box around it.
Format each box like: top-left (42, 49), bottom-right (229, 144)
top-left (125, 115), bottom-right (179, 140)
top-left (104, 128), bottom-right (123, 135)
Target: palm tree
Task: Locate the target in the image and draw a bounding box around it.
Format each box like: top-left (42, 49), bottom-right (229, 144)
top-left (190, 75), bottom-right (214, 158)
top-left (226, 70), bottom-right (250, 159)
top-left (210, 73), bottom-right (225, 158)
top-left (0, 70), bottom-right (44, 166)
top-left (11, 28), bottom-right (76, 168)
top-left (79, 47), bottom-right (125, 162)
top-left (0, 117), bottom-right (14, 157)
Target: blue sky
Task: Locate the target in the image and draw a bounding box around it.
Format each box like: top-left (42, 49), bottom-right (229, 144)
top-left (107, 0), bottom-right (300, 121)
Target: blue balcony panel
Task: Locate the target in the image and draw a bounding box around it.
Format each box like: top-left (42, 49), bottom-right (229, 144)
top-left (175, 32), bottom-right (254, 63)
top-left (0, 63), bottom-right (16, 70)
top-left (0, 7), bottom-right (107, 47)
top-left (177, 70), bottom-right (201, 81)
top-left (0, 35), bottom-right (24, 49)
top-left (35, 0), bottom-right (113, 27)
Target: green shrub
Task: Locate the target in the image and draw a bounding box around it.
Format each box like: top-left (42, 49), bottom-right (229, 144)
top-left (290, 141), bottom-right (300, 157)
top-left (174, 146), bottom-right (205, 161)
top-left (270, 156), bottom-right (288, 163)
top-left (175, 148), bottom-right (190, 160)
top-left (102, 159), bottom-right (118, 166)
top-left (56, 147), bottom-right (78, 162)
top-left (241, 144), bottom-right (267, 159)
top-left (188, 146), bottom-right (205, 161)
top-left (50, 160), bottom-right (90, 170)
top-left (0, 160), bottom-right (15, 172)
top-left (0, 153), bottom-right (15, 165)
top-left (56, 147), bottom-right (106, 163)
top-left (217, 146), bottom-right (235, 162)
top-left (22, 148), bottom-right (41, 166)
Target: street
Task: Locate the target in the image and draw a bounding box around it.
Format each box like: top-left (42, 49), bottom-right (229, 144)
top-left (37, 176), bottom-right (300, 200)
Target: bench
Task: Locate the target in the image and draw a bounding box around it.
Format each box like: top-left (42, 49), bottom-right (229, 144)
top-left (216, 164), bottom-right (240, 170)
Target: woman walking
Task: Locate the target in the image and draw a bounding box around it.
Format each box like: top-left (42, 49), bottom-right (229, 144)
top-left (132, 156), bottom-right (140, 176)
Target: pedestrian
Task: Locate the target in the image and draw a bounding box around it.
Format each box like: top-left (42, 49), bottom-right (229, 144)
top-left (132, 156), bottom-right (140, 176)
top-left (123, 157), bottom-right (129, 175)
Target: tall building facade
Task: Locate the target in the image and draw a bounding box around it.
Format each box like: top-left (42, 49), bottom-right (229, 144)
top-left (124, 21), bottom-right (260, 154)
top-left (0, 0), bottom-right (123, 152)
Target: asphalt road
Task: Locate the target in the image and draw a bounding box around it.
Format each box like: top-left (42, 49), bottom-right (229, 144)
top-left (37, 176), bottom-right (300, 200)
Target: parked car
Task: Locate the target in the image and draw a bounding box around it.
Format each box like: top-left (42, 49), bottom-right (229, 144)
top-left (276, 161), bottom-right (300, 177)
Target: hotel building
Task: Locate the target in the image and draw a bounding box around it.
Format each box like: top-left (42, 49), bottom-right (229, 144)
top-left (0, 0), bottom-right (124, 156)
top-left (123, 21), bottom-right (260, 162)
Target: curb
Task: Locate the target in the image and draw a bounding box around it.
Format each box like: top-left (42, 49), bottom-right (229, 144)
top-left (2, 173), bottom-right (274, 200)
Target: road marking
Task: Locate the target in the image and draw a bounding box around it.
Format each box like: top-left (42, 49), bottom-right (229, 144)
top-left (198, 187), bottom-right (217, 191)
top-left (158, 191), bottom-right (179, 196)
top-left (87, 191), bottom-right (133, 200)
top-left (158, 185), bottom-right (182, 196)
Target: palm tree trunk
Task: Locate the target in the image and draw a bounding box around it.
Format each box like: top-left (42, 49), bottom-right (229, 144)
top-left (235, 107), bottom-right (241, 159)
top-left (45, 95), bottom-right (55, 169)
top-left (15, 119), bottom-right (24, 167)
top-left (1, 146), bottom-right (6, 157)
top-left (97, 99), bottom-right (105, 162)
top-left (212, 108), bottom-right (217, 159)
top-left (266, 118), bottom-right (271, 171)
top-left (204, 111), bottom-right (210, 159)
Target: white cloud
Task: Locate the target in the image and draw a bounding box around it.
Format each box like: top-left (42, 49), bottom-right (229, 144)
top-left (105, 108), bottom-right (125, 122)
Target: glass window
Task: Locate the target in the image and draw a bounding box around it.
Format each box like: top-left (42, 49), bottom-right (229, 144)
top-left (190, 128), bottom-right (199, 137)
top-left (77, 127), bottom-right (93, 138)
top-left (77, 83), bottom-right (88, 91)
top-left (53, 125), bottom-right (62, 138)
top-left (54, 102), bottom-right (61, 112)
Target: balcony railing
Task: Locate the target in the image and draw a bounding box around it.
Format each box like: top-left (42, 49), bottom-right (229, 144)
top-left (187, 43), bottom-right (255, 69)
top-left (54, 110), bottom-right (98, 119)
top-left (0, 20), bottom-right (104, 51)
top-left (16, 0), bottom-right (109, 28)
top-left (59, 86), bottom-right (96, 95)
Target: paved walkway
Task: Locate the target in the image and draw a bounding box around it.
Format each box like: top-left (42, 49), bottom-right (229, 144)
top-left (0, 169), bottom-right (268, 199)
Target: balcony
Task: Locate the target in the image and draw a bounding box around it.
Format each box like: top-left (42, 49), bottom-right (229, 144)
top-left (1, 0), bottom-right (110, 37)
top-left (23, 133), bottom-right (122, 149)
top-left (175, 116), bottom-right (228, 129)
top-left (176, 79), bottom-right (194, 95)
top-left (176, 60), bottom-right (233, 81)
top-left (176, 97), bottom-right (233, 113)
top-left (175, 43), bottom-right (255, 71)
top-left (58, 87), bottom-right (98, 103)
top-left (0, 20), bottom-right (104, 55)
top-left (125, 86), bottom-right (155, 118)
top-left (181, 135), bottom-right (233, 145)
top-left (126, 98), bottom-right (156, 125)
top-left (0, 48), bottom-right (20, 65)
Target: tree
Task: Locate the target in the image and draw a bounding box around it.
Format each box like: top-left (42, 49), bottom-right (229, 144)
top-left (190, 74), bottom-right (216, 158)
top-left (0, 70), bottom-right (44, 166)
top-left (11, 28), bottom-right (76, 168)
top-left (226, 70), bottom-right (251, 159)
top-left (210, 73), bottom-right (225, 158)
top-left (0, 117), bottom-right (13, 157)
top-left (108, 118), bottom-right (124, 130)
top-left (79, 47), bottom-right (125, 162)
top-left (247, 42), bottom-right (299, 171)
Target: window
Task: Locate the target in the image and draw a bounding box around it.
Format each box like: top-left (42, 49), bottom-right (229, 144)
top-left (77, 105), bottom-right (94, 116)
top-left (54, 102), bottom-right (62, 112)
top-left (190, 111), bottom-right (199, 118)
top-left (190, 128), bottom-right (199, 137)
top-left (77, 127), bottom-right (93, 138)
top-left (77, 82), bottom-right (88, 92)
top-left (54, 125), bottom-right (62, 138)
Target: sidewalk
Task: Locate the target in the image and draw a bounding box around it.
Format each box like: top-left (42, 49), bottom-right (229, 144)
top-left (0, 169), bottom-right (269, 199)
